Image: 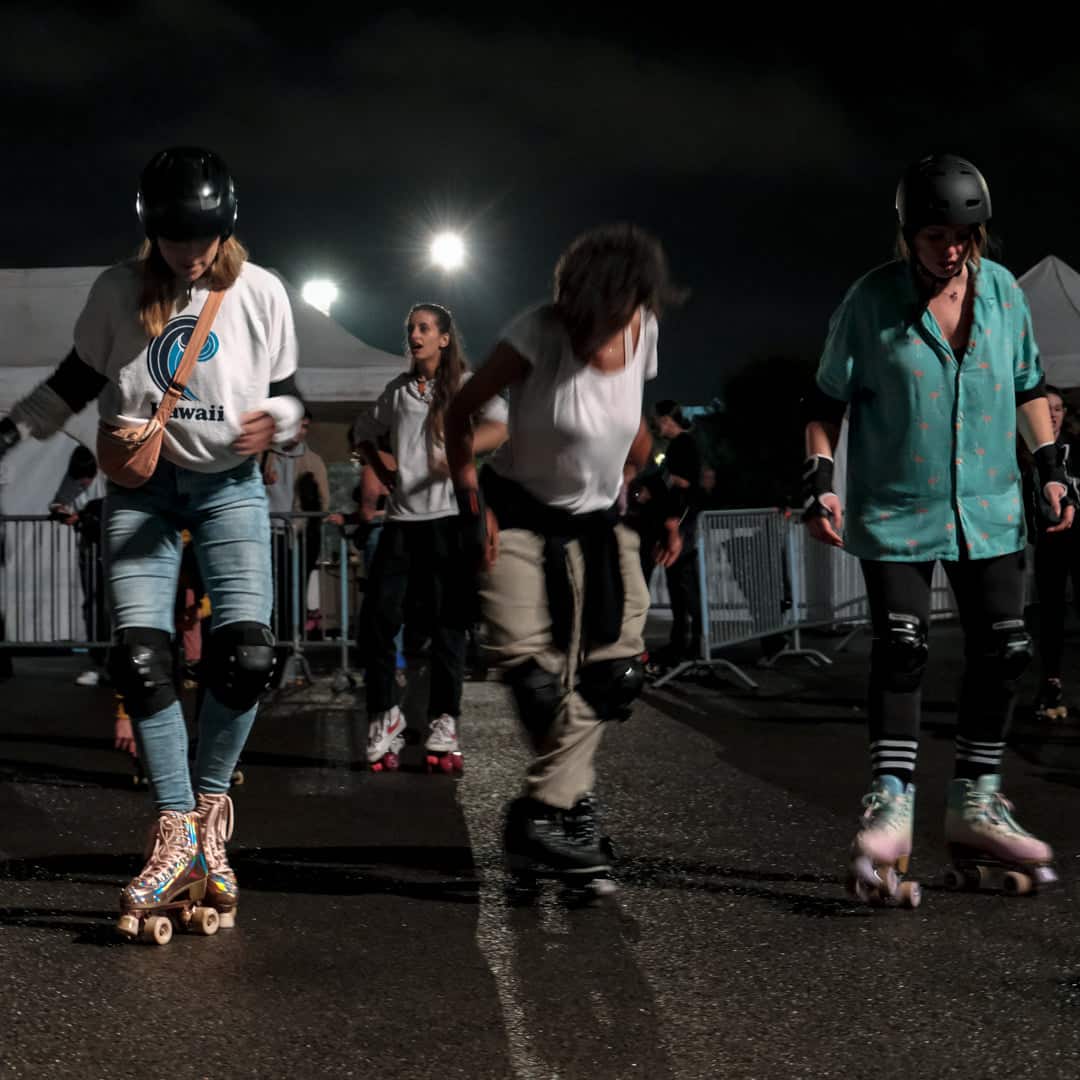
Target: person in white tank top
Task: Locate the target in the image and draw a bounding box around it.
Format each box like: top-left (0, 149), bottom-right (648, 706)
top-left (445, 224), bottom-right (685, 895)
top-left (352, 303), bottom-right (508, 772)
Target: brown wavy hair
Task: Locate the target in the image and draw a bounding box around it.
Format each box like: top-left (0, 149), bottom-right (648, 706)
top-left (553, 223), bottom-right (686, 356)
top-left (406, 303), bottom-right (467, 447)
top-left (136, 236), bottom-right (248, 338)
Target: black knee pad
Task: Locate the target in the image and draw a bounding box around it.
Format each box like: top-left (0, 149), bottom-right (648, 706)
top-left (577, 655), bottom-right (646, 722)
top-left (506, 659), bottom-right (562, 741)
top-left (871, 613), bottom-right (928, 693)
top-left (203, 622), bottom-right (277, 710)
top-left (988, 618), bottom-right (1034, 682)
top-left (108, 628), bottom-right (176, 717)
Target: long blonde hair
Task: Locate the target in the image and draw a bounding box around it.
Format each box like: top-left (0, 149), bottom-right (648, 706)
top-left (136, 236), bottom-right (248, 338)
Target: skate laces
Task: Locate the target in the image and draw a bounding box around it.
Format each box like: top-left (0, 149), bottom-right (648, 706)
top-left (860, 789), bottom-right (908, 830)
top-left (138, 813), bottom-right (194, 887)
top-left (966, 789), bottom-right (1024, 834)
top-left (429, 714), bottom-right (455, 741)
top-left (198, 795), bottom-right (234, 867)
top-left (565, 795), bottom-right (600, 847)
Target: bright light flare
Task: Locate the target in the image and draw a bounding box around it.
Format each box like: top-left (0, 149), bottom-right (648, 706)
top-left (430, 232), bottom-right (466, 271)
top-left (301, 279), bottom-right (339, 315)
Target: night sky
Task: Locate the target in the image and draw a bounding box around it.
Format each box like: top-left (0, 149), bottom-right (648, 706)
top-left (5, 5), bottom-right (1080, 405)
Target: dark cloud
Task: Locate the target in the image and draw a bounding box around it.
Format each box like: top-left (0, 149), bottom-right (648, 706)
top-left (4, 5), bottom-right (1080, 403)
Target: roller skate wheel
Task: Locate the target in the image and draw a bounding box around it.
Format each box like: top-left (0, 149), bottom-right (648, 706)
top-left (850, 876), bottom-right (875, 904)
top-left (587, 876), bottom-right (618, 898)
top-left (370, 761), bottom-right (385, 773)
top-left (451, 753), bottom-right (464, 774)
top-left (1033, 865), bottom-right (1058, 887)
top-left (191, 906), bottom-right (220, 936)
top-left (879, 865), bottom-right (900, 899)
top-left (383, 753), bottom-right (400, 772)
top-left (230, 769), bottom-right (245, 787)
top-left (943, 867), bottom-right (967, 891)
top-left (142, 915), bottom-right (173, 946)
top-left (898, 881), bottom-right (922, 908)
top-left (116, 913), bottom-right (140, 939)
top-left (1004, 871), bottom-right (1033, 896)
top-left (440, 754), bottom-right (456, 775)
top-left (425, 754), bottom-right (438, 774)
top-left (217, 908), bottom-right (237, 929)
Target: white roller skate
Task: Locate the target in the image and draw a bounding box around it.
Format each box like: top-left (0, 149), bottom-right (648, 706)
top-left (944, 774), bottom-right (1057, 895)
top-left (847, 775), bottom-right (921, 908)
top-left (367, 706), bottom-right (406, 772)
top-left (116, 810), bottom-right (218, 945)
top-left (424, 714), bottom-right (463, 775)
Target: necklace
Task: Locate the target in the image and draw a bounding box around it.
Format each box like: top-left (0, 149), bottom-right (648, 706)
top-left (408, 373), bottom-right (435, 404)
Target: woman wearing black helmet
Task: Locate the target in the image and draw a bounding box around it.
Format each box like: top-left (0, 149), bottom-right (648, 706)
top-left (801, 153), bottom-right (1071, 906)
top-left (0, 147), bottom-right (303, 943)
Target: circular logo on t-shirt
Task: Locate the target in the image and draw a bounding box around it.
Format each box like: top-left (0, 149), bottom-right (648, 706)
top-left (146, 315), bottom-right (220, 401)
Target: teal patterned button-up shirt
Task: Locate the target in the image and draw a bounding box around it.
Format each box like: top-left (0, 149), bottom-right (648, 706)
top-left (816, 258), bottom-right (1043, 562)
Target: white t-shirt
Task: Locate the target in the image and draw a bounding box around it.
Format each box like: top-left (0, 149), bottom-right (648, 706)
top-left (489, 304), bottom-right (658, 513)
top-left (355, 371), bottom-right (509, 522)
top-left (73, 260), bottom-right (301, 473)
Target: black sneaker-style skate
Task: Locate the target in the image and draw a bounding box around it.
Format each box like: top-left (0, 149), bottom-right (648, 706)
top-left (503, 796), bottom-right (614, 901)
top-left (562, 793), bottom-right (618, 899)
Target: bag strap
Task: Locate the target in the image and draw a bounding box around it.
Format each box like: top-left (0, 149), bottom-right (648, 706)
top-left (152, 289), bottom-right (225, 426)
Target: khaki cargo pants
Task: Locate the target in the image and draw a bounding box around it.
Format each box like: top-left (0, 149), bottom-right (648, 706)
top-left (478, 524), bottom-right (650, 809)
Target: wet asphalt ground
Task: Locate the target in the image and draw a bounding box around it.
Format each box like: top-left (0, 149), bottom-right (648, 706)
top-left (2, 619), bottom-right (1080, 1079)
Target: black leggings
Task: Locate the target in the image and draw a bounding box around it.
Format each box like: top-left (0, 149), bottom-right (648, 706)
top-left (861, 551), bottom-right (1026, 779)
top-left (1034, 532), bottom-right (1080, 679)
top-left (360, 518), bottom-right (469, 718)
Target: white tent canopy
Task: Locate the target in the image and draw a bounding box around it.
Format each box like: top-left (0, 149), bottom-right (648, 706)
top-left (0, 264), bottom-right (404, 514)
top-left (0, 266), bottom-right (403, 641)
top-left (1018, 255), bottom-right (1080, 389)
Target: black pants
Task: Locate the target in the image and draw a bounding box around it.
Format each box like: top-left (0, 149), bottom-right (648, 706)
top-left (0, 613), bottom-right (11, 678)
top-left (361, 518), bottom-right (469, 718)
top-left (861, 551), bottom-right (1026, 765)
top-left (1034, 532), bottom-right (1080, 678)
top-left (640, 526), bottom-right (702, 660)
top-left (78, 542), bottom-right (108, 665)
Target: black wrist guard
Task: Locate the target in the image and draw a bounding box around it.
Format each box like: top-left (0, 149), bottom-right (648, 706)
top-left (801, 455), bottom-right (836, 523)
top-left (0, 417), bottom-right (19, 459)
top-left (1034, 443), bottom-right (1069, 526)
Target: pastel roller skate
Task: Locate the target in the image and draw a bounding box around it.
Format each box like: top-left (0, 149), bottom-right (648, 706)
top-left (943, 775), bottom-right (1057, 896)
top-left (424, 714), bottom-right (464, 775)
top-left (367, 706), bottom-right (406, 772)
top-left (847, 775), bottom-right (921, 908)
top-left (116, 810), bottom-right (219, 945)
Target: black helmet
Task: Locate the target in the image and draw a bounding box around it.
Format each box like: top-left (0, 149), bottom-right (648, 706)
top-left (137, 147), bottom-right (238, 241)
top-left (895, 154), bottom-right (991, 231)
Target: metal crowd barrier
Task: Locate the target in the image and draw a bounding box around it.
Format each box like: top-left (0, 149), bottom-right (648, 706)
top-left (0, 512), bottom-right (366, 688)
top-left (649, 507), bottom-right (972, 689)
top-left (652, 509), bottom-right (829, 689)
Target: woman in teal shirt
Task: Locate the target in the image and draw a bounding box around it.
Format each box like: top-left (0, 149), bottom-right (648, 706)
top-left (802, 154), bottom-right (1073, 905)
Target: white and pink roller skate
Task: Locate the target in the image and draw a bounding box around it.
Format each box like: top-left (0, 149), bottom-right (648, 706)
top-left (943, 774), bottom-right (1057, 896)
top-left (847, 775), bottom-right (922, 908)
top-left (367, 706), bottom-right (406, 772)
top-left (424, 714), bottom-right (464, 775)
